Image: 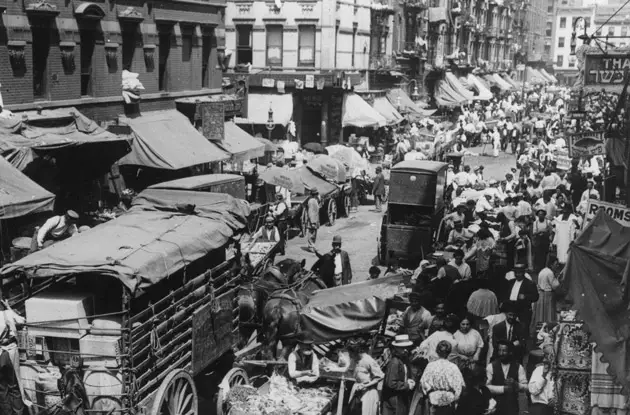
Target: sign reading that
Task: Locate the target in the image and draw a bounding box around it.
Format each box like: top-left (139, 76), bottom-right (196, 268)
top-left (584, 53), bottom-right (630, 87)
top-left (582, 200), bottom-right (630, 229)
top-left (567, 130), bottom-right (606, 157)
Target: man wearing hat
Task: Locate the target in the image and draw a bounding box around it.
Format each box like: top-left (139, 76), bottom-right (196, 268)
top-left (272, 193), bottom-right (289, 255)
top-left (36, 210), bottom-right (80, 250)
top-left (306, 188), bottom-right (320, 250)
top-left (401, 292), bottom-right (432, 345)
top-left (502, 263), bottom-right (539, 340)
top-left (312, 235), bottom-right (352, 286)
top-left (382, 334), bottom-right (415, 415)
top-left (288, 333), bottom-right (320, 384)
top-left (491, 301), bottom-right (527, 362)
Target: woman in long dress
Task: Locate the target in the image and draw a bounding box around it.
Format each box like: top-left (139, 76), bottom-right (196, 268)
top-left (552, 205), bottom-right (580, 264)
top-left (532, 258), bottom-right (561, 333)
top-left (347, 341), bottom-right (384, 415)
top-left (452, 315), bottom-right (484, 373)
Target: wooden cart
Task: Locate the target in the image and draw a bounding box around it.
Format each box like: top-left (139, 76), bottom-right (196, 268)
top-left (0, 189), bottom-right (252, 415)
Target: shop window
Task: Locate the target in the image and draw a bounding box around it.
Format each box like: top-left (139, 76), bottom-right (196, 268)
top-left (182, 33), bottom-right (193, 62)
top-left (622, 26), bottom-right (628, 37)
top-left (202, 33), bottom-right (212, 88)
top-left (298, 25), bottom-right (316, 67)
top-left (556, 55), bottom-right (563, 66)
top-left (80, 25), bottom-right (96, 96)
top-left (559, 17), bottom-right (566, 29)
top-left (122, 23), bottom-right (140, 70)
top-left (568, 56), bottom-right (576, 67)
top-left (159, 28), bottom-right (172, 91)
top-left (266, 25), bottom-right (283, 67)
top-left (32, 25), bottom-right (50, 99)
top-left (558, 37), bottom-right (564, 48)
top-left (236, 25), bottom-right (253, 65)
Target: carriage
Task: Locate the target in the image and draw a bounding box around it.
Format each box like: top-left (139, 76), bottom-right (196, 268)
top-left (0, 189), bottom-right (252, 415)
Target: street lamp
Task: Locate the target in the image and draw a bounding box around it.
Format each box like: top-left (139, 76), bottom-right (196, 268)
top-left (266, 103), bottom-right (275, 141)
top-left (408, 79), bottom-right (421, 101)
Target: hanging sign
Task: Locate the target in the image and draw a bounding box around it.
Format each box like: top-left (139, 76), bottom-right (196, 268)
top-left (582, 200), bottom-right (630, 229)
top-left (567, 130), bottom-right (606, 157)
top-left (584, 53), bottom-right (630, 89)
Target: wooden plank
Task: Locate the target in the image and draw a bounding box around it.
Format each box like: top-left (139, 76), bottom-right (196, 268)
top-left (134, 328), bottom-right (193, 376)
top-left (135, 351), bottom-right (192, 403)
top-left (135, 339), bottom-right (192, 388)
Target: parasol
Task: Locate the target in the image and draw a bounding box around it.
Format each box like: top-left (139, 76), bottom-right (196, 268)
top-left (326, 145), bottom-right (370, 173)
top-left (303, 142), bottom-right (325, 154)
top-left (258, 166), bottom-right (301, 190)
top-left (307, 154), bottom-right (347, 183)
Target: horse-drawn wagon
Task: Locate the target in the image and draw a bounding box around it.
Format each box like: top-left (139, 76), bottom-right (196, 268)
top-left (0, 188), bottom-right (253, 415)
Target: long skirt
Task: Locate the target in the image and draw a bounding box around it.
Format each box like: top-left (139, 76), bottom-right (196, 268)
top-left (348, 387), bottom-right (379, 415)
top-left (529, 403), bottom-right (554, 415)
top-left (532, 291), bottom-right (557, 331)
top-left (382, 393), bottom-right (410, 415)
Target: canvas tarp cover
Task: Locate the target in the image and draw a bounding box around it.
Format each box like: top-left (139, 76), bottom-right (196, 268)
top-left (468, 75), bottom-right (493, 101)
top-left (301, 274), bottom-right (405, 342)
top-left (342, 93), bottom-right (387, 128)
top-left (221, 123), bottom-right (265, 162)
top-left (386, 89), bottom-right (437, 118)
top-left (0, 107), bottom-right (130, 171)
top-left (445, 72), bottom-right (475, 101)
top-left (0, 188), bottom-right (250, 293)
top-left (525, 67), bottom-right (546, 85)
top-left (118, 110), bottom-right (230, 170)
top-left (0, 156), bottom-right (55, 219)
top-left (287, 166), bottom-right (338, 197)
top-left (564, 210), bottom-right (630, 392)
top-left (491, 73), bottom-right (514, 91)
top-left (435, 80), bottom-right (468, 107)
top-left (372, 96), bottom-right (404, 125)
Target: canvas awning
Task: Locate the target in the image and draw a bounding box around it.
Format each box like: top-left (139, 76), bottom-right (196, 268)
top-left (220, 122), bottom-right (265, 162)
top-left (434, 80), bottom-right (469, 107)
top-left (386, 88), bottom-right (437, 118)
top-left (0, 156), bottom-right (55, 219)
top-left (491, 73), bottom-right (514, 91)
top-left (501, 74), bottom-right (522, 89)
top-left (525, 67), bottom-right (547, 85)
top-left (342, 93), bottom-right (387, 128)
top-left (467, 74), bottom-right (493, 100)
top-left (372, 96), bottom-right (404, 125)
top-left (245, 93), bottom-right (293, 126)
top-left (118, 110), bottom-right (229, 170)
top-left (539, 68), bottom-right (557, 83)
top-left (445, 72), bottom-right (475, 101)
top-left (0, 188), bottom-right (250, 293)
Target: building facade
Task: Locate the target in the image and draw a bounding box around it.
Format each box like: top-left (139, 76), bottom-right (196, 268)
top-left (550, 1), bottom-right (596, 80)
top-left (1, 0), bottom-right (226, 122)
top-left (592, 5), bottom-right (630, 49)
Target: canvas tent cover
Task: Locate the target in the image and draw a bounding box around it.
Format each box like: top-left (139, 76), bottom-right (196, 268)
top-left (564, 210), bottom-right (630, 392)
top-left (0, 156), bottom-right (55, 219)
top-left (286, 166), bottom-right (338, 197)
top-left (300, 274), bottom-right (406, 342)
top-left (342, 93), bottom-right (387, 128)
top-left (0, 188), bottom-right (250, 293)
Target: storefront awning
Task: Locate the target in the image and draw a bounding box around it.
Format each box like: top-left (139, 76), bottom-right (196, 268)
top-left (501, 74), bottom-right (521, 89)
top-left (246, 93), bottom-right (293, 126)
top-left (372, 96), bottom-right (404, 125)
top-left (386, 88), bottom-right (437, 118)
top-left (434, 80), bottom-right (468, 107)
top-left (491, 73), bottom-right (514, 91)
top-left (342, 93), bottom-right (387, 128)
top-left (539, 68), bottom-right (557, 83)
top-left (445, 72), bottom-right (475, 101)
top-left (525, 67), bottom-right (547, 85)
top-left (0, 156), bottom-right (55, 219)
top-left (467, 74), bottom-right (493, 100)
top-left (118, 110), bottom-right (229, 170)
top-left (220, 122), bottom-right (265, 162)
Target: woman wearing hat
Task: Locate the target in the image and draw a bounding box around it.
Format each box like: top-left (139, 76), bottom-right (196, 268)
top-left (382, 335), bottom-right (415, 415)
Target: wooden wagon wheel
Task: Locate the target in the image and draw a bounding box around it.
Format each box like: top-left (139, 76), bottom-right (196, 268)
top-left (327, 199), bottom-right (337, 226)
top-left (343, 193), bottom-right (351, 217)
top-left (216, 368), bottom-right (251, 415)
top-left (150, 369), bottom-right (198, 415)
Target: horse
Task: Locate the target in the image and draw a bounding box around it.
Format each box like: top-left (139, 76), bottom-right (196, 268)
top-left (260, 270), bottom-right (327, 359)
top-left (237, 258), bottom-right (307, 344)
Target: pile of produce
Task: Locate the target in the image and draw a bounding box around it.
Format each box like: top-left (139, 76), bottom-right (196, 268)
top-left (227, 374), bottom-right (334, 415)
top-left (245, 242), bottom-right (276, 266)
top-left (385, 311), bottom-right (403, 334)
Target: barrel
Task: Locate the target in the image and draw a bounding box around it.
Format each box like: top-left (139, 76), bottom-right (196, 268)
top-left (83, 369), bottom-right (123, 415)
top-left (35, 371), bottom-right (61, 409)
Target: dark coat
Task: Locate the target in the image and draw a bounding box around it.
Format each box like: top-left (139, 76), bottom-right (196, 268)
top-left (491, 320), bottom-right (526, 359)
top-left (373, 173), bottom-right (386, 197)
top-left (311, 250), bottom-right (352, 287)
top-left (455, 385), bottom-right (492, 415)
top-left (501, 278), bottom-right (539, 314)
top-left (382, 355), bottom-right (412, 415)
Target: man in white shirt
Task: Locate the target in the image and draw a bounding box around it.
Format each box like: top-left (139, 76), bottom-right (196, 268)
top-left (454, 166), bottom-right (472, 188)
top-left (529, 357), bottom-right (556, 415)
top-left (580, 180), bottom-right (600, 202)
top-left (288, 335), bottom-right (320, 384)
top-left (476, 194), bottom-right (494, 213)
top-left (36, 210), bottom-right (80, 250)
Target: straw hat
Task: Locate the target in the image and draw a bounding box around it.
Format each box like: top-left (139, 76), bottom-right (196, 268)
top-left (392, 334), bottom-right (413, 348)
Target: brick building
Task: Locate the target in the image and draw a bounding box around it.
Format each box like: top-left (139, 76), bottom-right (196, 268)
top-left (1, 0), bottom-right (225, 122)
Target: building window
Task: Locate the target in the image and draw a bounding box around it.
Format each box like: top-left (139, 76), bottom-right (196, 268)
top-left (569, 56), bottom-right (576, 67)
top-left (182, 32), bottom-right (193, 62)
top-left (80, 25), bottom-right (96, 97)
top-left (32, 25), bottom-right (50, 99)
top-left (544, 44), bottom-right (551, 56)
top-left (558, 37), bottom-right (565, 47)
top-left (122, 23), bottom-right (139, 70)
top-left (202, 33), bottom-right (212, 88)
top-left (298, 25), bottom-right (316, 67)
top-left (546, 22), bottom-right (552, 37)
top-left (608, 26), bottom-right (615, 36)
top-left (351, 29), bottom-right (357, 67)
top-left (556, 55), bottom-right (563, 66)
top-left (547, 4), bottom-right (552, 12)
top-left (159, 28), bottom-right (172, 91)
top-left (559, 17), bottom-right (566, 28)
top-left (236, 25), bottom-right (253, 65)
top-left (622, 26), bottom-right (628, 37)
top-left (266, 25), bottom-right (283, 67)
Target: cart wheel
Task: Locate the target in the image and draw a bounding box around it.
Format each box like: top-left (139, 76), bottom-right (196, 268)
top-left (343, 194), bottom-right (351, 217)
top-left (150, 369), bottom-right (197, 415)
top-left (216, 368), bottom-right (250, 415)
top-left (327, 200), bottom-right (337, 226)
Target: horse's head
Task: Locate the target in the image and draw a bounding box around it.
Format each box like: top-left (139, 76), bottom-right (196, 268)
top-left (275, 258), bottom-right (306, 283)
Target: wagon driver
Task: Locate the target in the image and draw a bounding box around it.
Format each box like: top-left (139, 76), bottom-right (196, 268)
top-left (35, 210), bottom-right (80, 251)
top-left (250, 216), bottom-right (281, 262)
top-left (287, 333), bottom-right (320, 384)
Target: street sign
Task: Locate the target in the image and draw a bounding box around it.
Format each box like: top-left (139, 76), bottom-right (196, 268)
top-left (583, 52), bottom-right (630, 91)
top-left (582, 200), bottom-right (630, 229)
top-left (567, 130), bottom-right (606, 157)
